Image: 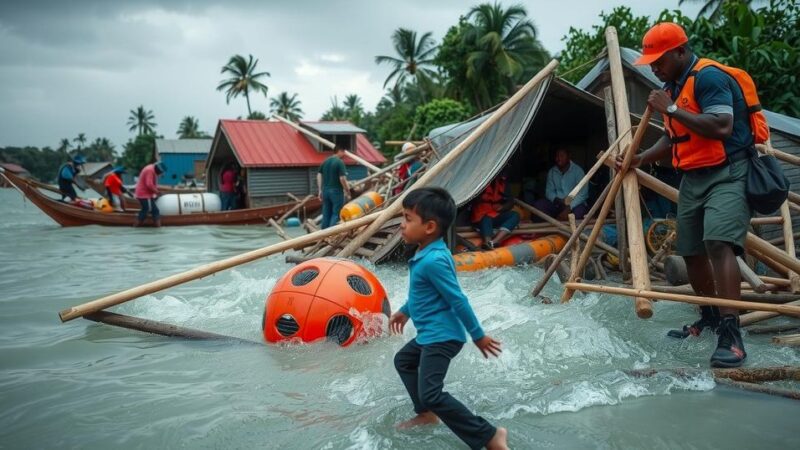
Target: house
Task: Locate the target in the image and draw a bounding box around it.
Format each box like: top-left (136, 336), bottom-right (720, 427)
top-left (154, 139), bottom-right (212, 186)
top-left (576, 47), bottom-right (800, 243)
top-left (205, 120), bottom-right (386, 207)
top-left (0, 162), bottom-right (30, 188)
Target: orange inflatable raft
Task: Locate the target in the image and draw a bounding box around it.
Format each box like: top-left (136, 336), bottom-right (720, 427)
top-left (453, 235), bottom-right (566, 272)
top-left (340, 191), bottom-right (384, 222)
top-left (262, 258), bottom-right (390, 346)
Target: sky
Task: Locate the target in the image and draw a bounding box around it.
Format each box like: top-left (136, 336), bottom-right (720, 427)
top-left (0, 0), bottom-right (701, 151)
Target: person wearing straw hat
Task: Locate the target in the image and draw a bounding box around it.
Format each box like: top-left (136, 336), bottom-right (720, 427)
top-left (104, 166), bottom-right (131, 212)
top-left (621, 22), bottom-right (759, 368)
top-left (57, 155), bottom-right (86, 201)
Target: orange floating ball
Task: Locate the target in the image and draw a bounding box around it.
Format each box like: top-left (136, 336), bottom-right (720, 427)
top-left (262, 258), bottom-right (390, 346)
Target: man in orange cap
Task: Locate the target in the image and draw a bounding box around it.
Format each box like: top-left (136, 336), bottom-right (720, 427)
top-left (621, 22), bottom-right (759, 368)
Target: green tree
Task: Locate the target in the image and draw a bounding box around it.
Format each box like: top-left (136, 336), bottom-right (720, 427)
top-left (0, 146), bottom-right (65, 182)
top-left (679, 0), bottom-right (760, 21)
top-left (217, 54), bottom-right (270, 116)
top-left (269, 92), bottom-right (304, 122)
top-left (413, 99), bottom-right (471, 138)
top-left (375, 28), bottom-right (438, 94)
top-left (320, 96), bottom-right (348, 121)
top-left (57, 138), bottom-right (71, 156)
top-left (247, 111), bottom-right (267, 120)
top-left (558, 6), bottom-right (651, 83)
top-left (82, 137), bottom-right (116, 162)
top-left (73, 133), bottom-right (87, 151)
top-left (343, 94), bottom-right (364, 125)
top-left (177, 116), bottom-right (203, 138)
top-left (127, 105), bottom-right (157, 136)
top-left (119, 134), bottom-right (158, 174)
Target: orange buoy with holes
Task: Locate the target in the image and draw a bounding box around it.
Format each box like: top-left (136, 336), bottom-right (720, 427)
top-left (454, 235), bottom-right (566, 272)
top-left (262, 258), bottom-right (390, 346)
top-left (340, 191), bottom-right (384, 222)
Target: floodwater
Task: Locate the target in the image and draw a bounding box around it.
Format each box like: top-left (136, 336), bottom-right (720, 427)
top-left (1, 188), bottom-right (798, 449)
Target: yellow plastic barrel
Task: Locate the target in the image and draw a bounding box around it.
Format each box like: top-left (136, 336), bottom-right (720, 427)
top-left (454, 234), bottom-right (566, 272)
top-left (340, 191), bottom-right (384, 222)
top-left (94, 198), bottom-right (113, 213)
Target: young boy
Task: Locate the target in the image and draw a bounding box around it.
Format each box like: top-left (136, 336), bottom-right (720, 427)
top-left (389, 187), bottom-right (508, 450)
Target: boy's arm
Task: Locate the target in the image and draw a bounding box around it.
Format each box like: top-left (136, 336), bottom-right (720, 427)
top-left (426, 255), bottom-right (485, 341)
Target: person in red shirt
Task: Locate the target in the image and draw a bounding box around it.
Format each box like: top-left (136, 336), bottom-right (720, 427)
top-left (134, 162), bottom-right (165, 227)
top-left (470, 173), bottom-right (520, 250)
top-left (219, 163), bottom-right (239, 211)
top-left (103, 166), bottom-right (132, 212)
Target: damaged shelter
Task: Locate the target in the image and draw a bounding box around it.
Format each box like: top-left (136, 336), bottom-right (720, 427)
top-left (204, 119), bottom-right (385, 207)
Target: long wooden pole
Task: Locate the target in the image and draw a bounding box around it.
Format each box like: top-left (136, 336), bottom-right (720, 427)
top-left (560, 105), bottom-right (652, 308)
top-left (756, 143), bottom-right (800, 166)
top-left (603, 87), bottom-right (630, 281)
top-left (84, 311), bottom-right (257, 343)
top-left (58, 212), bottom-right (378, 322)
top-left (779, 201), bottom-right (800, 292)
top-left (564, 282), bottom-right (800, 317)
top-left (605, 26), bottom-right (652, 318)
top-left (272, 114), bottom-right (381, 174)
top-left (530, 183), bottom-right (613, 297)
top-left (336, 59), bottom-right (560, 257)
top-left (564, 130), bottom-right (629, 205)
top-left (740, 300), bottom-right (800, 326)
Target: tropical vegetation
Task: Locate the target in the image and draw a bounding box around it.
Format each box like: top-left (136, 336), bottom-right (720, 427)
top-left (217, 54), bottom-right (270, 116)
top-left (269, 92), bottom-right (304, 122)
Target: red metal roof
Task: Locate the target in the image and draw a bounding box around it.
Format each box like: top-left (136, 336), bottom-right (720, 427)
top-left (219, 120), bottom-right (386, 168)
top-left (0, 162), bottom-right (28, 173)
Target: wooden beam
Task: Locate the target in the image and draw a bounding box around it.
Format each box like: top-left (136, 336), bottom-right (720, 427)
top-left (276, 195), bottom-right (313, 225)
top-left (603, 86), bottom-right (630, 282)
top-left (779, 201), bottom-right (800, 292)
top-left (564, 130), bottom-right (628, 205)
top-left (513, 200), bottom-right (619, 255)
top-left (83, 311), bottom-right (257, 343)
top-left (751, 216), bottom-right (784, 226)
top-left (757, 143), bottom-right (800, 166)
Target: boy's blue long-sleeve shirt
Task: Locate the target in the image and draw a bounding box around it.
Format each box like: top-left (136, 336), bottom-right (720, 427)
top-left (398, 238), bottom-right (485, 345)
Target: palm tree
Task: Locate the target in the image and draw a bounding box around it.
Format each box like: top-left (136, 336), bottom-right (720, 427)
top-left (342, 94), bottom-right (364, 124)
top-left (320, 96), bottom-right (347, 121)
top-left (464, 2), bottom-right (547, 108)
top-left (127, 105), bottom-right (157, 136)
top-left (57, 138), bottom-right (71, 156)
top-left (217, 54), bottom-right (270, 116)
top-left (375, 28), bottom-right (438, 90)
top-left (177, 116), bottom-right (202, 139)
top-left (73, 133), bottom-right (87, 150)
top-left (269, 92), bottom-right (304, 122)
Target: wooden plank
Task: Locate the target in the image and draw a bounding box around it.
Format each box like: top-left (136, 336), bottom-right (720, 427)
top-left (84, 311), bottom-right (256, 343)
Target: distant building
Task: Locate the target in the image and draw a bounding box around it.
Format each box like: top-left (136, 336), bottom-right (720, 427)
top-left (205, 120), bottom-right (386, 207)
top-left (154, 139), bottom-right (212, 186)
top-left (81, 162), bottom-right (113, 180)
top-left (0, 162), bottom-right (29, 188)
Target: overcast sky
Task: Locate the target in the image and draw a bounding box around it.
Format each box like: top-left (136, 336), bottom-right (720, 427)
top-left (0, 0), bottom-right (700, 150)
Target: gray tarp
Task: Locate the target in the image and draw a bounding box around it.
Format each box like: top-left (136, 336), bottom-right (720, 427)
top-left (424, 75), bottom-right (552, 207)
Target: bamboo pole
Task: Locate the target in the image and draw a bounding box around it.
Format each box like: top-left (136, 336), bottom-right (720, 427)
top-left (564, 282), bottom-right (800, 317)
top-left (649, 231), bottom-right (676, 270)
top-left (530, 183), bottom-right (613, 297)
top-left (789, 191), bottom-right (800, 206)
top-left (760, 276), bottom-right (792, 287)
top-left (58, 212), bottom-right (380, 322)
top-left (751, 216), bottom-right (783, 226)
top-left (271, 114), bottom-right (381, 174)
top-left (747, 323), bottom-right (800, 334)
top-left (650, 284), bottom-right (800, 303)
top-left (779, 201), bottom-right (800, 292)
top-left (559, 105), bottom-right (653, 309)
top-left (568, 214), bottom-right (579, 280)
top-left (336, 59), bottom-right (560, 257)
top-left (756, 143), bottom-right (800, 166)
top-left (268, 218), bottom-right (290, 241)
top-left (603, 26), bottom-right (653, 318)
top-left (772, 333), bottom-right (800, 346)
top-left (564, 130), bottom-right (629, 205)
top-left (514, 200), bottom-right (618, 255)
top-left (740, 300), bottom-right (800, 326)
top-left (384, 140), bottom-right (425, 146)
top-left (276, 195), bottom-right (313, 224)
top-left (737, 256), bottom-right (768, 293)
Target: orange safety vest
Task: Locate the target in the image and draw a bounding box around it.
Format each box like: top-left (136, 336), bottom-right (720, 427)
top-left (665, 57), bottom-right (769, 170)
top-left (471, 179), bottom-right (506, 223)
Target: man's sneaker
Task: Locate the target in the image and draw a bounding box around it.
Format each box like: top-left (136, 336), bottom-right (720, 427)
top-left (710, 315), bottom-right (747, 368)
top-left (666, 306), bottom-right (720, 339)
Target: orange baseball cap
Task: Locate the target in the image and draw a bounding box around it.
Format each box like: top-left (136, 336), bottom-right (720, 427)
top-left (634, 22), bottom-right (689, 65)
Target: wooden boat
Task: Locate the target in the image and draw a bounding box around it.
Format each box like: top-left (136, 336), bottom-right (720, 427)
top-left (83, 177), bottom-right (141, 209)
top-left (1, 169), bottom-right (320, 227)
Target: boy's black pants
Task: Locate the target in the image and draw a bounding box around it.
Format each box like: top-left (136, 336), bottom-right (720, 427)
top-left (394, 339), bottom-right (496, 449)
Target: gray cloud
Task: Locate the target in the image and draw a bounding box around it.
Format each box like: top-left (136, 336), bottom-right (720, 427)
top-left (0, 0), bottom-right (694, 150)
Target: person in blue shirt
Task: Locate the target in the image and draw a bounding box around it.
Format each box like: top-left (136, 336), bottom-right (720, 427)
top-left (57, 155), bottom-right (85, 201)
top-left (389, 187), bottom-right (507, 450)
top-left (534, 148), bottom-right (588, 221)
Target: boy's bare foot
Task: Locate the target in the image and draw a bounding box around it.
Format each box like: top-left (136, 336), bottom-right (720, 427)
top-left (396, 411), bottom-right (440, 429)
top-left (486, 427), bottom-right (508, 450)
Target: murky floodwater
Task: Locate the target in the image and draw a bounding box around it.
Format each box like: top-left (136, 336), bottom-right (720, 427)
top-left (1, 189), bottom-right (798, 449)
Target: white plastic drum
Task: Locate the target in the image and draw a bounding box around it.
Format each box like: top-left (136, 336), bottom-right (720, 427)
top-left (155, 193), bottom-right (222, 215)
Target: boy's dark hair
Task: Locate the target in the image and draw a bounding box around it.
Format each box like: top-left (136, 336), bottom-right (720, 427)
top-left (402, 187), bottom-right (456, 236)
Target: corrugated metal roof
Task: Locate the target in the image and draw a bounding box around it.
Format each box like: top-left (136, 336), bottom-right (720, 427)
top-left (577, 47), bottom-right (800, 138)
top-left (155, 139), bottom-right (212, 155)
top-left (219, 120), bottom-right (385, 168)
top-left (81, 161), bottom-right (112, 177)
top-left (302, 121), bottom-right (366, 134)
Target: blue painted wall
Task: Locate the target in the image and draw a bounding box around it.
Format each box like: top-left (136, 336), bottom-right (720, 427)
top-left (159, 153), bottom-right (207, 185)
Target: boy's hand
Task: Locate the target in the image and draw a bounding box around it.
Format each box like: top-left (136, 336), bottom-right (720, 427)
top-left (389, 312), bottom-right (409, 335)
top-left (474, 335), bottom-right (502, 359)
